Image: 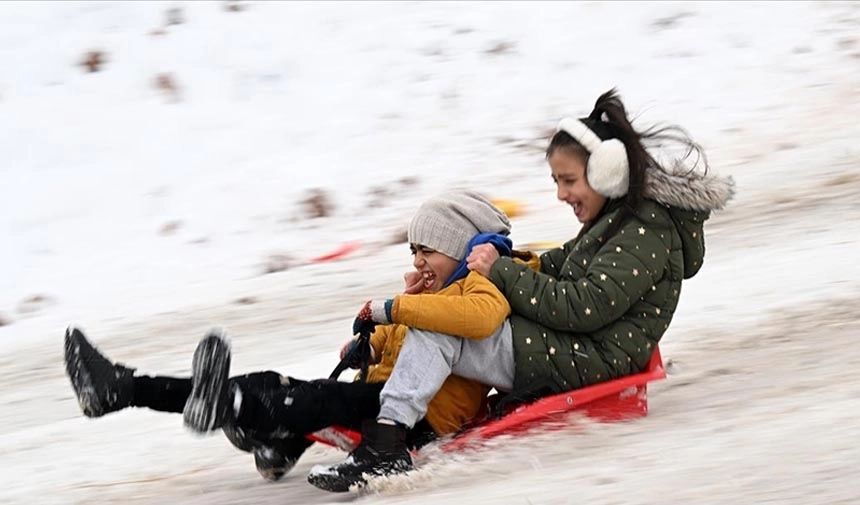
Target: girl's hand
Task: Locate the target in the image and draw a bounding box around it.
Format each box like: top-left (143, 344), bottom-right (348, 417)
top-left (467, 243), bottom-right (500, 277)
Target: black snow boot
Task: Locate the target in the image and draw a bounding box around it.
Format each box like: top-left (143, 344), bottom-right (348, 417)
top-left (63, 327), bottom-right (135, 418)
top-left (222, 423), bottom-right (313, 481)
top-left (307, 420), bottom-right (413, 492)
top-left (183, 329), bottom-right (232, 433)
top-left (253, 436), bottom-right (314, 481)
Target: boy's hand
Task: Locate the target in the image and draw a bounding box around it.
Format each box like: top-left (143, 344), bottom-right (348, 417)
top-left (403, 271), bottom-right (424, 294)
top-left (352, 299), bottom-right (393, 336)
top-left (339, 338), bottom-right (364, 369)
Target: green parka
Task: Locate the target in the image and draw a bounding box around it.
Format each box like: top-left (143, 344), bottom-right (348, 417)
top-left (488, 167), bottom-right (734, 392)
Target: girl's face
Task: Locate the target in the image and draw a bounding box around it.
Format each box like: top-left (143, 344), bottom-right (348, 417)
top-left (549, 149), bottom-right (608, 224)
top-left (410, 244), bottom-right (460, 293)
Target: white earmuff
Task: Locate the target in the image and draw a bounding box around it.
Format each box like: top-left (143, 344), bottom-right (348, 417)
top-left (556, 117), bottom-right (629, 198)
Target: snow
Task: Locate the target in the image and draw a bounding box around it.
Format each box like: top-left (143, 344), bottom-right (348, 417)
top-left (2, 1), bottom-right (860, 504)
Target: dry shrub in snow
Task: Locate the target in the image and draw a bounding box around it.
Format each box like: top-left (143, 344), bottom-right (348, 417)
top-left (301, 188), bottom-right (334, 218)
top-left (398, 176), bottom-right (420, 187)
top-left (366, 177), bottom-right (421, 209)
top-left (166, 7), bottom-right (185, 26)
top-left (262, 253), bottom-right (295, 274)
top-left (484, 41), bottom-right (516, 56)
top-left (837, 37), bottom-right (857, 51)
top-left (0, 312), bottom-right (11, 327)
top-left (651, 11), bottom-right (696, 30)
top-left (825, 172), bottom-right (860, 188)
top-left (154, 73), bottom-right (181, 102)
top-left (224, 1), bottom-right (247, 13)
top-left (366, 185), bottom-right (393, 209)
top-left (159, 220), bottom-right (182, 236)
top-left (17, 294), bottom-right (55, 315)
top-left (80, 50), bottom-right (106, 73)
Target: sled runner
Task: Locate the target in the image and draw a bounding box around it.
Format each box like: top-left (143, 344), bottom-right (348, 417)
top-left (308, 346), bottom-right (666, 452)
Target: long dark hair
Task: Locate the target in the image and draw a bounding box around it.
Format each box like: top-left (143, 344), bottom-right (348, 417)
top-left (546, 88), bottom-right (707, 241)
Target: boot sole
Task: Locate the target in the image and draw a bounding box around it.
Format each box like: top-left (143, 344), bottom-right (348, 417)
top-left (183, 331), bottom-right (231, 433)
top-left (307, 463), bottom-right (411, 493)
top-left (306, 448), bottom-right (412, 493)
top-left (307, 467), bottom-right (357, 493)
top-left (63, 328), bottom-right (103, 418)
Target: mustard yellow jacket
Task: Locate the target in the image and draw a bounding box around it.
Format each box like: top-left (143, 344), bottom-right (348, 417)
top-left (363, 270), bottom-right (510, 435)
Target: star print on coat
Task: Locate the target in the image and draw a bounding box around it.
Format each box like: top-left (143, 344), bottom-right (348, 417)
top-left (488, 192), bottom-right (724, 393)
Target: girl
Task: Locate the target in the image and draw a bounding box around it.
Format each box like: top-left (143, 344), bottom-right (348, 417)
top-left (309, 89), bottom-right (735, 492)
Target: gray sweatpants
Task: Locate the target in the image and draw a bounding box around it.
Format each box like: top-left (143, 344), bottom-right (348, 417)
top-left (378, 320), bottom-right (515, 428)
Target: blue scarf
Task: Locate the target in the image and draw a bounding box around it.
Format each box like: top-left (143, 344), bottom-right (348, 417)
top-left (442, 233), bottom-right (513, 289)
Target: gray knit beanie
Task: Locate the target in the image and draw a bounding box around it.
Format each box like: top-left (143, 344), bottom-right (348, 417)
top-left (407, 190), bottom-right (512, 261)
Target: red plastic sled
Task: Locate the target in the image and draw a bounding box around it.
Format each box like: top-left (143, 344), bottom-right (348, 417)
top-left (307, 347), bottom-right (666, 453)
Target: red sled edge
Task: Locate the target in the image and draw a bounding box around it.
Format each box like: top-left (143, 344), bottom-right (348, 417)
top-left (307, 347), bottom-right (666, 453)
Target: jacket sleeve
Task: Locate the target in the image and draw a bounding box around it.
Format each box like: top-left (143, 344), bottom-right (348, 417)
top-left (537, 239), bottom-right (577, 277)
top-left (488, 220), bottom-right (669, 333)
top-left (390, 271), bottom-right (511, 339)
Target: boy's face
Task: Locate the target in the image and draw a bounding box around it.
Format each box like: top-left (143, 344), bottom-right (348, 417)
top-left (410, 244), bottom-right (460, 293)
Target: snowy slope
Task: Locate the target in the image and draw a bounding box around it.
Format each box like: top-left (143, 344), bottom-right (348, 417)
top-left (2, 2), bottom-right (860, 504)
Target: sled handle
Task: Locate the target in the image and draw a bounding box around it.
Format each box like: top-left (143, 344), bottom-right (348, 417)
top-left (328, 327), bottom-right (372, 382)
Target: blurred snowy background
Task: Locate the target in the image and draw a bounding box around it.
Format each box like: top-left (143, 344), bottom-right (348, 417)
top-left (1, 2), bottom-right (859, 504)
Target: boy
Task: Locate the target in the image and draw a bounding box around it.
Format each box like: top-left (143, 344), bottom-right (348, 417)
top-left (66, 190), bottom-right (519, 482)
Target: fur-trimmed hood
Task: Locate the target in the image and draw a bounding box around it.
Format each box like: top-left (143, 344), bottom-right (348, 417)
top-left (644, 165), bottom-right (735, 212)
top-left (633, 164), bottom-right (734, 279)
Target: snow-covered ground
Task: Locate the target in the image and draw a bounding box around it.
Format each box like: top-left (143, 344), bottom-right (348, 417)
top-left (2, 1), bottom-right (859, 504)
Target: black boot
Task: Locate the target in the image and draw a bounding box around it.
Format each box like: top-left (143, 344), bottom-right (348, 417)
top-left (183, 329), bottom-right (232, 433)
top-left (253, 437), bottom-right (314, 481)
top-left (220, 371), bottom-right (316, 481)
top-left (307, 420), bottom-right (413, 492)
top-left (63, 327), bottom-right (135, 418)
top-left (222, 423), bottom-right (313, 481)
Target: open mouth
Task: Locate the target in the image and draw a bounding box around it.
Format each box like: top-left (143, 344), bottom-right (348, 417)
top-left (421, 271), bottom-right (436, 290)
